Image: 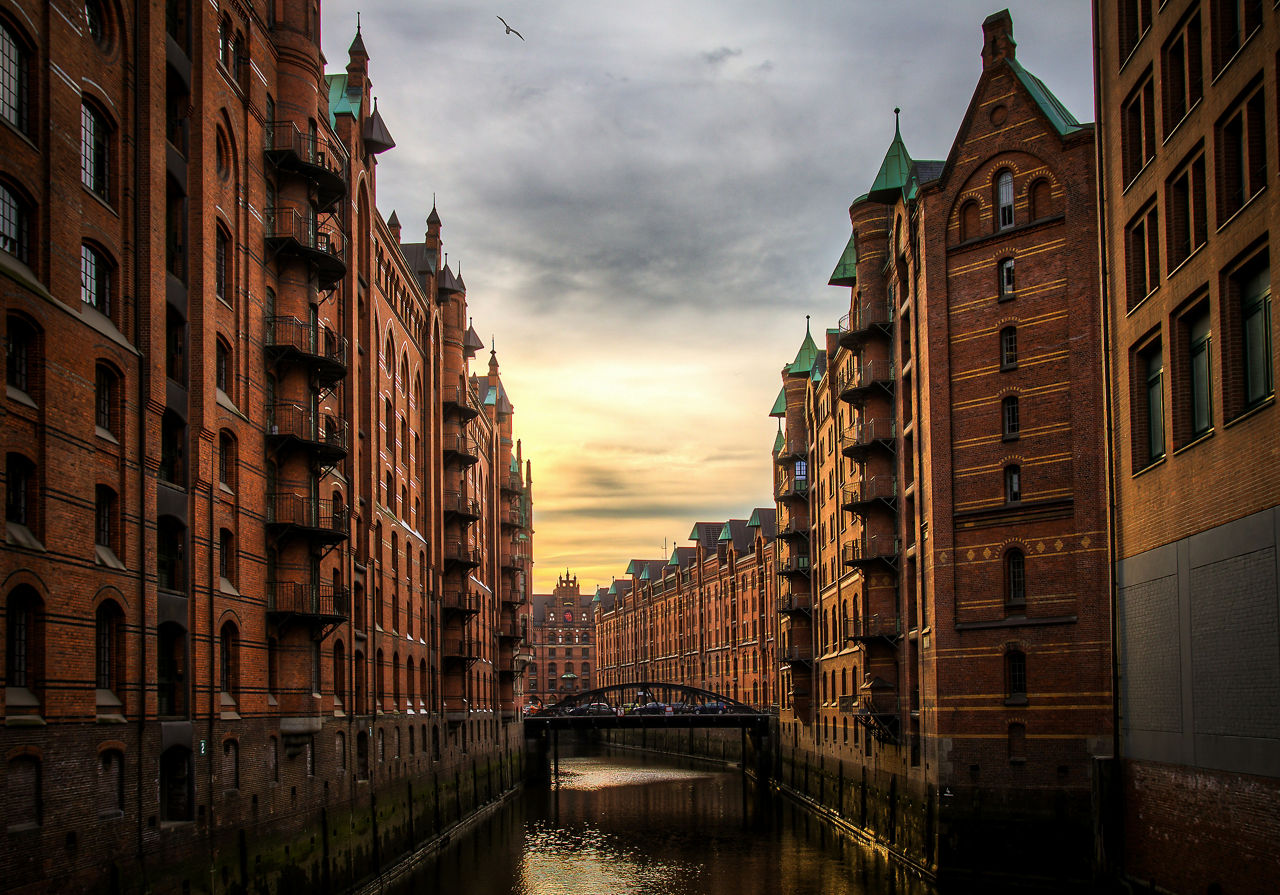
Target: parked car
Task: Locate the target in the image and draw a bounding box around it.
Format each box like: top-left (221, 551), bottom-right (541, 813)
top-left (569, 702), bottom-right (616, 716)
top-left (629, 702), bottom-right (668, 715)
top-left (695, 701), bottom-right (728, 715)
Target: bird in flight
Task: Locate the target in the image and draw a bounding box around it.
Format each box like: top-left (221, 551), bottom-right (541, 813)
top-left (497, 16), bottom-right (524, 40)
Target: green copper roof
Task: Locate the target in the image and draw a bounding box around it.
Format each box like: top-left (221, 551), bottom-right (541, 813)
top-left (769, 385), bottom-right (786, 418)
top-left (718, 523), bottom-right (732, 542)
top-left (747, 508), bottom-right (762, 528)
top-left (667, 547), bottom-right (679, 567)
top-left (787, 320), bottom-right (819, 376)
top-left (772, 428), bottom-right (785, 453)
top-left (625, 559), bottom-right (643, 576)
top-left (326, 74), bottom-right (361, 128)
top-left (829, 231), bottom-right (859, 287)
top-left (1007, 58), bottom-right (1085, 136)
top-left (639, 564), bottom-right (653, 581)
top-left (867, 112), bottom-right (912, 203)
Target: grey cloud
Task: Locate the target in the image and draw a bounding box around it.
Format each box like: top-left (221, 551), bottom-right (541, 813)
top-left (702, 46), bottom-right (742, 65)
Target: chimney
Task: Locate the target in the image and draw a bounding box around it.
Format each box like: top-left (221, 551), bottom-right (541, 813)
top-left (981, 9), bottom-right (1016, 70)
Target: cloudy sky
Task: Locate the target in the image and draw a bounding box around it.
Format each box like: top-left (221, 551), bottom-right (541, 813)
top-left (321, 1), bottom-right (1095, 594)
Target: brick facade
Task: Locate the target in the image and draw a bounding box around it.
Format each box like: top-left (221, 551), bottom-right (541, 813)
top-left (0, 2), bottom-right (531, 891)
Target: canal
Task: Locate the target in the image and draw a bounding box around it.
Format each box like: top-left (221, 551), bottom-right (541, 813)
top-left (388, 746), bottom-right (933, 895)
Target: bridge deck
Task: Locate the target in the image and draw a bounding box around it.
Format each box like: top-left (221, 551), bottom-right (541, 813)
top-left (524, 713), bottom-right (771, 734)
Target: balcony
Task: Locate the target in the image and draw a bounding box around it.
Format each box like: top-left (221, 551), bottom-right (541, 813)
top-left (443, 541), bottom-right (481, 569)
top-left (775, 475), bottom-right (810, 503)
top-left (840, 417), bottom-right (897, 458)
top-left (776, 553), bottom-right (811, 578)
top-left (264, 206), bottom-right (347, 290)
top-left (497, 613), bottom-right (525, 643)
top-left (841, 535), bottom-right (900, 569)
top-left (442, 489), bottom-right (481, 521)
top-left (442, 636), bottom-right (479, 666)
top-left (781, 643), bottom-right (814, 665)
top-left (503, 543), bottom-right (531, 569)
top-left (845, 614), bottom-right (902, 644)
top-left (443, 431), bottom-right (480, 465)
top-left (838, 299), bottom-right (893, 349)
top-left (266, 403), bottom-right (349, 463)
top-left (264, 316), bottom-right (348, 386)
top-left (841, 475), bottom-right (898, 511)
top-left (267, 579), bottom-right (350, 630)
top-left (502, 581), bottom-right (527, 606)
top-left (266, 493), bottom-right (349, 546)
top-left (441, 384), bottom-right (480, 420)
top-left (776, 516), bottom-right (809, 541)
top-left (441, 589), bottom-right (481, 617)
top-left (264, 121), bottom-right (348, 211)
top-left (777, 589), bottom-right (812, 614)
top-left (774, 436), bottom-right (807, 464)
top-left (501, 469), bottom-right (522, 494)
top-left (838, 358), bottom-right (895, 403)
top-left (853, 693), bottom-right (901, 744)
top-left (501, 504), bottom-right (525, 529)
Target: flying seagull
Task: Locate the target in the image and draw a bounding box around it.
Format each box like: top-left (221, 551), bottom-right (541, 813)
top-left (497, 16), bottom-right (524, 40)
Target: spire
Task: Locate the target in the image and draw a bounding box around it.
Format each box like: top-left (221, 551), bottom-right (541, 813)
top-left (488, 340), bottom-right (500, 377)
top-left (348, 14), bottom-right (369, 61)
top-left (787, 315), bottom-right (820, 376)
top-left (386, 209), bottom-right (401, 243)
top-left (867, 109), bottom-right (913, 203)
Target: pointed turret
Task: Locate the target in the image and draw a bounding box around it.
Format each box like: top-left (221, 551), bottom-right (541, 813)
top-left (363, 97), bottom-right (396, 154)
top-left (488, 344), bottom-right (500, 378)
top-left (787, 316), bottom-right (820, 376)
top-left (387, 209), bottom-right (401, 242)
top-left (867, 110), bottom-right (913, 203)
top-left (346, 18), bottom-right (369, 95)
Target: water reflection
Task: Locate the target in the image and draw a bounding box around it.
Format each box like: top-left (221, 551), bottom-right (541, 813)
top-left (395, 749), bottom-right (930, 895)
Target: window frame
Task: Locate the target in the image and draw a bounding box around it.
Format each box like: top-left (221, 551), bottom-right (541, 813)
top-left (1000, 326), bottom-right (1018, 370)
top-left (1004, 464), bottom-right (1022, 504)
top-left (998, 257), bottom-right (1016, 301)
top-left (1001, 395), bottom-right (1021, 439)
top-left (81, 99), bottom-right (111, 202)
top-left (996, 170), bottom-right (1014, 230)
top-left (0, 18), bottom-right (29, 134)
top-left (0, 181), bottom-right (29, 263)
top-left (1215, 80), bottom-right (1267, 225)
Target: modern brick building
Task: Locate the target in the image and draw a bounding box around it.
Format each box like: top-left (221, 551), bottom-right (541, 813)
top-left (593, 509), bottom-right (779, 709)
top-left (524, 571), bottom-right (595, 710)
top-left (772, 11), bottom-right (1112, 882)
top-left (1, 2), bottom-right (531, 891)
top-left (1094, 1), bottom-right (1280, 891)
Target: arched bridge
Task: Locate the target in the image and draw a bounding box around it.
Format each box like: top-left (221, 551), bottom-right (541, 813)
top-left (523, 682), bottom-right (772, 736)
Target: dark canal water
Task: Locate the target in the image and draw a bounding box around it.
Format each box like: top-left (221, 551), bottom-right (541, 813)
top-left (389, 747), bottom-right (933, 895)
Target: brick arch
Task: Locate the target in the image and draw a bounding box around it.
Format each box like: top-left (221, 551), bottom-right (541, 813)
top-left (949, 150), bottom-right (1056, 235)
top-left (2, 568), bottom-right (49, 600)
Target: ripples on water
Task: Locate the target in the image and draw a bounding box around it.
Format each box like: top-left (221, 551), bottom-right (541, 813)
top-left (395, 749), bottom-right (927, 895)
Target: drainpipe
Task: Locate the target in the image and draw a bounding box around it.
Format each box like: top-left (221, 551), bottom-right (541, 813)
top-left (132, 0), bottom-right (147, 873)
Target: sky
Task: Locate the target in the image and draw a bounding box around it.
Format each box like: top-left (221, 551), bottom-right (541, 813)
top-left (320, 1), bottom-right (1096, 595)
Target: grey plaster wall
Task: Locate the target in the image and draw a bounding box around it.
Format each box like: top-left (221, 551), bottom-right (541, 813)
top-left (1117, 506), bottom-right (1280, 778)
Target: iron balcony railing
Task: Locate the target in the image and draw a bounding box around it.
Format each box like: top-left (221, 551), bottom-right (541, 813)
top-left (267, 579), bottom-right (350, 620)
top-left (264, 206), bottom-right (347, 289)
top-left (442, 489), bottom-right (481, 519)
top-left (841, 535), bottom-right (900, 566)
top-left (265, 315), bottom-right (348, 380)
top-left (501, 470), bottom-right (522, 494)
top-left (837, 299), bottom-right (893, 345)
top-left (441, 384), bottom-right (480, 419)
top-left (442, 637), bottom-right (478, 661)
top-left (781, 643), bottom-right (814, 663)
top-left (840, 417), bottom-right (897, 455)
top-left (264, 120), bottom-right (349, 210)
top-left (777, 590), bottom-right (812, 613)
top-left (845, 614), bottom-right (903, 642)
top-left (777, 552), bottom-right (811, 575)
top-left (774, 436), bottom-right (807, 463)
top-left (267, 493), bottom-right (349, 539)
top-left (838, 358), bottom-right (896, 398)
top-left (775, 475), bottom-right (810, 501)
top-left (443, 541), bottom-right (481, 567)
top-left (440, 590), bottom-right (479, 615)
top-left (442, 432), bottom-right (480, 464)
top-left (841, 475), bottom-right (898, 509)
top-left (267, 403), bottom-right (350, 457)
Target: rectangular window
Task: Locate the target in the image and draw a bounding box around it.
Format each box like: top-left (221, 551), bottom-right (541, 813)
top-left (81, 103), bottom-right (109, 199)
top-left (95, 486), bottom-right (113, 548)
top-left (1187, 307), bottom-right (1213, 438)
top-left (0, 23), bottom-right (27, 132)
top-left (998, 258), bottom-right (1016, 301)
top-left (1125, 202), bottom-right (1160, 309)
top-left (215, 230), bottom-right (228, 301)
top-left (1211, 0), bottom-right (1263, 75)
top-left (1162, 11), bottom-right (1203, 136)
top-left (1217, 82), bottom-right (1267, 223)
top-left (1005, 465), bottom-right (1022, 503)
top-left (1001, 327), bottom-right (1018, 369)
top-left (1235, 260), bottom-right (1273, 409)
top-left (1118, 0), bottom-right (1152, 62)
top-left (1166, 149), bottom-right (1207, 269)
top-left (1137, 340), bottom-right (1166, 465)
top-left (95, 366), bottom-right (113, 432)
top-left (1002, 396), bottom-right (1020, 439)
top-left (1122, 70), bottom-right (1157, 184)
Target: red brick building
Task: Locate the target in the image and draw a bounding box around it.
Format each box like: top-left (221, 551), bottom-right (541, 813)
top-left (524, 571), bottom-right (595, 710)
top-left (773, 11), bottom-right (1112, 882)
top-left (0, 2), bottom-right (530, 891)
top-left (594, 509), bottom-right (778, 710)
top-left (1094, 1), bottom-right (1280, 892)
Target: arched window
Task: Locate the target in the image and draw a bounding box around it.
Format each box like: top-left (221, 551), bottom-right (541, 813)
top-left (81, 243), bottom-right (113, 319)
top-left (218, 527), bottom-right (236, 584)
top-left (218, 430), bottom-right (236, 490)
top-left (1008, 722), bottom-right (1027, 761)
top-left (219, 621), bottom-right (238, 697)
top-left (214, 225), bottom-right (230, 303)
top-left (96, 363), bottom-right (119, 434)
top-left (1005, 649), bottom-right (1028, 702)
top-left (1030, 178), bottom-right (1054, 220)
top-left (1004, 464), bottom-right (1022, 503)
top-left (1000, 326), bottom-right (1018, 369)
top-left (6, 586), bottom-right (43, 697)
top-left (97, 749), bottom-right (124, 816)
top-left (1001, 395), bottom-right (1020, 438)
top-left (384, 334), bottom-right (395, 374)
top-left (1005, 549), bottom-right (1026, 606)
top-left (333, 639), bottom-right (346, 704)
top-left (959, 200), bottom-right (980, 242)
top-left (0, 182), bottom-right (30, 262)
top-left (95, 600), bottom-right (124, 693)
top-left (85, 1), bottom-right (109, 48)
top-left (392, 650), bottom-right (401, 706)
top-left (6, 452), bottom-right (38, 535)
top-left (375, 648), bottom-right (385, 705)
top-left (81, 100), bottom-right (111, 200)
top-left (996, 170), bottom-right (1014, 230)
top-left (218, 16), bottom-right (232, 68)
top-left (0, 21), bottom-right (31, 133)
